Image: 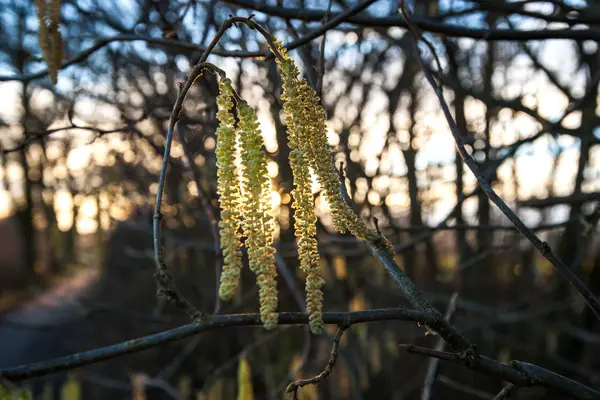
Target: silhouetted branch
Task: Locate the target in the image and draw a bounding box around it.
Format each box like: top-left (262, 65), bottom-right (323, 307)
top-left (422, 292), bottom-right (459, 400)
top-left (1, 122), bottom-right (141, 154)
top-left (226, 0), bottom-right (600, 40)
top-left (400, 1), bottom-right (600, 322)
top-left (0, 308), bottom-right (430, 382)
top-left (0, 2), bottom-right (374, 84)
top-left (518, 192), bottom-right (600, 209)
top-left (400, 344), bottom-right (600, 400)
top-left (493, 383), bottom-right (520, 400)
top-left (286, 325), bottom-right (347, 397)
top-left (154, 62), bottom-right (225, 321)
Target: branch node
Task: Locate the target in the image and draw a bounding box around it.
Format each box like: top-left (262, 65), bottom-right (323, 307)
top-left (338, 161), bottom-right (346, 182)
top-left (373, 217), bottom-right (382, 236)
top-left (459, 345), bottom-right (479, 367)
top-left (540, 241), bottom-right (552, 256)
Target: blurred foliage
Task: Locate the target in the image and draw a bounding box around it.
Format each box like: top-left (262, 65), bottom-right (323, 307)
top-left (236, 357), bottom-right (254, 400)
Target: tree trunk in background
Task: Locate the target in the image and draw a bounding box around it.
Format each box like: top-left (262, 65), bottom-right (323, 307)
top-left (39, 139), bottom-right (61, 274)
top-left (453, 91), bottom-right (471, 266)
top-left (476, 23), bottom-right (494, 268)
top-left (465, 16), bottom-right (496, 302)
top-left (445, 39), bottom-right (474, 287)
top-left (556, 45), bottom-right (598, 366)
top-left (17, 82), bottom-right (36, 278)
top-left (95, 194), bottom-right (104, 271)
top-left (404, 89), bottom-right (436, 282)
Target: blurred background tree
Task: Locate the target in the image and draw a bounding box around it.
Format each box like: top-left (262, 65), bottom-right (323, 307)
top-left (0, 0), bottom-right (599, 399)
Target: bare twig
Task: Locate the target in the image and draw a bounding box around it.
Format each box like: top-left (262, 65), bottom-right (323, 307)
top-left (152, 14), bottom-right (291, 321)
top-left (316, 0), bottom-right (334, 98)
top-left (1, 121), bottom-right (143, 154)
top-left (421, 292), bottom-right (459, 400)
top-left (0, 308), bottom-right (430, 382)
top-left (225, 0), bottom-right (600, 41)
top-left (335, 160), bottom-right (472, 353)
top-left (286, 325), bottom-right (347, 397)
top-left (399, 344), bottom-right (600, 400)
top-left (493, 383), bottom-right (520, 399)
top-left (400, 0), bottom-right (600, 322)
top-left (0, 2), bottom-right (372, 83)
top-left (154, 62), bottom-right (225, 321)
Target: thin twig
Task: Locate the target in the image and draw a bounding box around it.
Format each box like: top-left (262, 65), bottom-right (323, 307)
top-left (400, 0), bottom-right (600, 322)
top-left (421, 292), bottom-right (459, 400)
top-left (5, 1), bottom-right (600, 83)
top-left (286, 325), bottom-right (347, 397)
top-left (153, 62), bottom-right (225, 321)
top-left (493, 383), bottom-right (519, 400)
top-left (316, 0), bottom-right (334, 98)
top-left (152, 15), bottom-right (287, 321)
top-left (335, 158), bottom-right (473, 353)
top-left (1, 121), bottom-right (143, 154)
top-left (399, 344), bottom-right (600, 400)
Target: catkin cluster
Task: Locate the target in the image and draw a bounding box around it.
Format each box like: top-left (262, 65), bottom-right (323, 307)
top-left (215, 78), bottom-right (278, 330)
top-left (272, 40), bottom-right (380, 242)
top-left (214, 36), bottom-right (389, 335)
top-left (269, 39), bottom-right (387, 333)
top-left (35, 0), bottom-right (63, 85)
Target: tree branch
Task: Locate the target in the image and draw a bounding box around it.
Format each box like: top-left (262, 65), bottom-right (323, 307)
top-left (493, 383), bottom-right (520, 400)
top-left (422, 292), bottom-right (459, 400)
top-left (0, 309), bottom-right (430, 382)
top-left (226, 0), bottom-right (600, 41)
top-left (400, 1), bottom-right (600, 322)
top-left (400, 345), bottom-right (600, 400)
top-left (286, 325), bottom-right (347, 396)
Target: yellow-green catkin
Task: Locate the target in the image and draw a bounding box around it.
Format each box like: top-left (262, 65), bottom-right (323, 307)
top-left (271, 39), bottom-right (387, 245)
top-left (272, 40), bottom-right (324, 334)
top-left (215, 78), bottom-right (244, 301)
top-left (35, 0), bottom-right (62, 85)
top-left (238, 101), bottom-right (278, 330)
top-left (49, 0), bottom-right (63, 82)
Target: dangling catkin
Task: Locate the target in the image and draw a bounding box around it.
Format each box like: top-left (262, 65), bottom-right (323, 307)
top-left (215, 78), bottom-right (244, 301)
top-left (35, 0), bottom-right (63, 85)
top-left (238, 101), bottom-right (278, 330)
